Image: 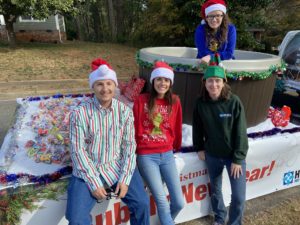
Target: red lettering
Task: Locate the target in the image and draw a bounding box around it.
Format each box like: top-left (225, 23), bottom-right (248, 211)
top-left (246, 160), bottom-right (276, 182)
top-left (267, 160), bottom-right (275, 176)
top-left (95, 211), bottom-right (113, 225)
top-left (182, 183), bottom-right (193, 203)
top-left (182, 182), bottom-right (211, 203)
top-left (96, 214), bottom-right (103, 225)
top-left (195, 184), bottom-right (207, 201)
top-left (150, 195), bottom-right (157, 216)
top-left (246, 170), bottom-right (250, 181)
top-left (259, 165), bottom-right (269, 179)
top-left (114, 202), bottom-right (130, 225)
top-left (105, 210), bottom-right (113, 225)
top-left (249, 168), bottom-right (260, 181)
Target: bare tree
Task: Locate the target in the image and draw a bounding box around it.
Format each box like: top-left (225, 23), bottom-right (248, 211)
top-left (106, 0), bottom-right (116, 41)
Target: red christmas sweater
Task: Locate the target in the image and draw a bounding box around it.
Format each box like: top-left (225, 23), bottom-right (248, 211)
top-left (133, 93), bottom-right (182, 155)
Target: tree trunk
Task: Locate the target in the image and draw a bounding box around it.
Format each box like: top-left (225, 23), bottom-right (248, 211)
top-left (91, 1), bottom-right (103, 42)
top-left (75, 16), bottom-right (85, 41)
top-left (115, 0), bottom-right (125, 41)
top-left (3, 15), bottom-right (17, 48)
top-left (106, 0), bottom-right (116, 41)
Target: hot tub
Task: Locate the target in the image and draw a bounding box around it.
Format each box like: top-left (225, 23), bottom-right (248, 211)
top-left (137, 47), bottom-right (282, 127)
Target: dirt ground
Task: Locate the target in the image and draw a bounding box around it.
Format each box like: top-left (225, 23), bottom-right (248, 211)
top-left (1, 42), bottom-right (300, 224)
top-left (180, 186), bottom-right (300, 225)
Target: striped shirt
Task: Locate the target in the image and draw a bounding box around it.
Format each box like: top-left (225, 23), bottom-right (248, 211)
top-left (69, 96), bottom-right (136, 191)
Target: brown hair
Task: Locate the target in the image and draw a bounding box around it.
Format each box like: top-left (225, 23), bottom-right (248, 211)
top-left (147, 81), bottom-right (176, 120)
top-left (205, 13), bottom-right (230, 49)
top-left (200, 79), bottom-right (232, 101)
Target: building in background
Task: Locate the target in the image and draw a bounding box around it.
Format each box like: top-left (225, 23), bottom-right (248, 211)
top-left (0, 15), bottom-right (8, 42)
top-left (0, 14), bottom-right (66, 43)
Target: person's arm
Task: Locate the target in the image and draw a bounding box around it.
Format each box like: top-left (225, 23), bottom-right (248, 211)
top-left (69, 110), bottom-right (103, 192)
top-left (173, 97), bottom-right (182, 151)
top-left (195, 25), bottom-right (214, 59)
top-left (118, 108), bottom-right (137, 186)
top-left (232, 97), bottom-right (248, 164)
top-left (192, 100), bottom-right (205, 152)
top-left (132, 97), bottom-right (140, 141)
top-left (193, 101), bottom-right (206, 161)
top-left (219, 24), bottom-right (236, 60)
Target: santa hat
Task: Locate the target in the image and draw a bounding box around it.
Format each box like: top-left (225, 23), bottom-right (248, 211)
top-left (89, 58), bottom-right (118, 88)
top-left (150, 61), bottom-right (174, 84)
top-left (201, 0), bottom-right (227, 19)
top-left (204, 53), bottom-right (226, 80)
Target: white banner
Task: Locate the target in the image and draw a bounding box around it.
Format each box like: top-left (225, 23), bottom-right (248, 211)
top-left (20, 131), bottom-right (300, 225)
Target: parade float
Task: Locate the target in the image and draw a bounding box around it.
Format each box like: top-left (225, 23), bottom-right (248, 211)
top-left (0, 47), bottom-right (300, 225)
top-left (137, 47), bottom-right (283, 127)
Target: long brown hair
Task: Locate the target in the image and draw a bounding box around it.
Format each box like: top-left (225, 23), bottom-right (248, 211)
top-left (200, 79), bottom-right (232, 101)
top-left (205, 13), bottom-right (230, 49)
top-left (147, 81), bottom-right (176, 120)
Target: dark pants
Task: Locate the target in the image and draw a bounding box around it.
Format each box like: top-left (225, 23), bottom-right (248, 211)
top-left (65, 168), bottom-right (150, 225)
top-left (205, 153), bottom-right (246, 225)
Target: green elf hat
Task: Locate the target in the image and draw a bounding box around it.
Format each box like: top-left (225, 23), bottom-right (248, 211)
top-left (203, 53), bottom-right (226, 80)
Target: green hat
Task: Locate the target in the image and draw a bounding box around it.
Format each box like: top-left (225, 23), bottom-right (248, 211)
top-left (203, 52), bottom-right (226, 80)
top-left (204, 66), bottom-right (226, 79)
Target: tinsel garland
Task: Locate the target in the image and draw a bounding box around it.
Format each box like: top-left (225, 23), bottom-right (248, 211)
top-left (25, 93), bottom-right (94, 102)
top-left (226, 63), bottom-right (286, 80)
top-left (247, 126), bottom-right (300, 139)
top-left (1, 127), bottom-right (300, 187)
top-left (0, 166), bottom-right (72, 187)
top-left (135, 51), bottom-right (207, 72)
top-left (136, 51), bottom-right (286, 80)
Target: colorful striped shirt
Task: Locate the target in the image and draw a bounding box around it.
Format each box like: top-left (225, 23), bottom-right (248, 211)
top-left (69, 96), bottom-right (136, 192)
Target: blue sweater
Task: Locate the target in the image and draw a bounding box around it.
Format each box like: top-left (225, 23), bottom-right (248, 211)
top-left (195, 23), bottom-right (236, 60)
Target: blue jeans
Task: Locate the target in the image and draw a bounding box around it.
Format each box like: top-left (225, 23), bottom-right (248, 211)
top-left (137, 151), bottom-right (184, 225)
top-left (65, 168), bottom-right (150, 225)
top-left (205, 153), bottom-right (246, 225)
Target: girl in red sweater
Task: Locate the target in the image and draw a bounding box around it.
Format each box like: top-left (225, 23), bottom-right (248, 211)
top-left (133, 61), bottom-right (184, 225)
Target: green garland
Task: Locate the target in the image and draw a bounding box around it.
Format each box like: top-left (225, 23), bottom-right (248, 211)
top-left (136, 51), bottom-right (286, 80)
top-left (135, 51), bottom-right (207, 72)
top-left (0, 180), bottom-right (68, 225)
top-left (226, 63), bottom-right (286, 80)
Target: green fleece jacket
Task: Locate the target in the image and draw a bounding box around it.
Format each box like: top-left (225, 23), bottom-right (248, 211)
top-left (192, 94), bottom-right (248, 164)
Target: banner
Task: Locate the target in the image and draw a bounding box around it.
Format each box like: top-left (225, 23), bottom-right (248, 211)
top-left (20, 131), bottom-right (300, 225)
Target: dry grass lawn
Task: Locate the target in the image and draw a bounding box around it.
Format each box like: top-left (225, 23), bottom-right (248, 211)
top-left (1, 41), bottom-right (300, 225)
top-left (0, 41), bottom-right (138, 82)
top-left (0, 41), bottom-right (139, 99)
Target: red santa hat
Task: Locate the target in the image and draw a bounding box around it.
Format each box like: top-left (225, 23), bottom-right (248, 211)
top-left (201, 0), bottom-right (227, 19)
top-left (150, 61), bottom-right (174, 84)
top-left (89, 58), bottom-right (118, 88)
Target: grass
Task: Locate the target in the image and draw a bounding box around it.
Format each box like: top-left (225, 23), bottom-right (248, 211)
top-left (0, 41), bottom-right (139, 82)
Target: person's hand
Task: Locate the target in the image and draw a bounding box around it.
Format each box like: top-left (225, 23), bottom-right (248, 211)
top-left (115, 182), bottom-right (129, 199)
top-left (92, 186), bottom-right (107, 199)
top-left (200, 55), bottom-right (211, 64)
top-left (198, 151), bottom-right (205, 161)
top-left (231, 163), bottom-right (243, 179)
